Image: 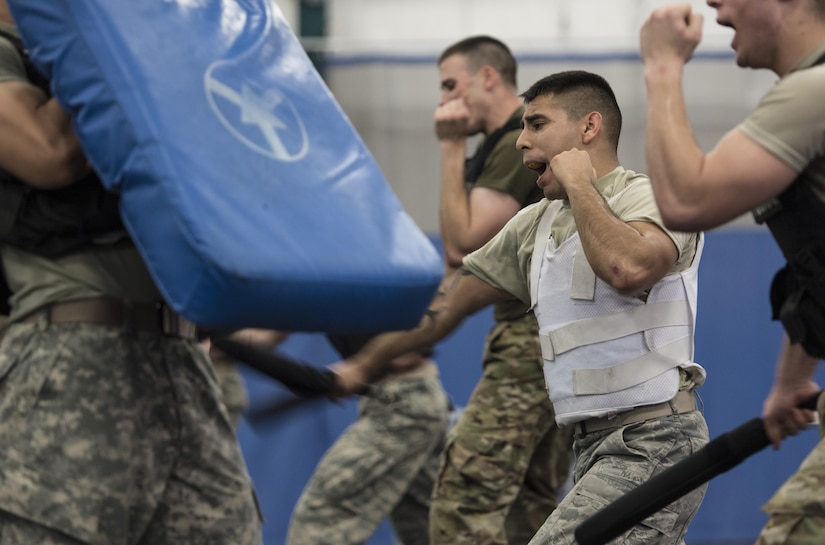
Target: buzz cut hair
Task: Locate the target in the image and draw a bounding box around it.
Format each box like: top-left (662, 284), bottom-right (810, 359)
top-left (438, 35), bottom-right (517, 89)
top-left (521, 70), bottom-right (623, 151)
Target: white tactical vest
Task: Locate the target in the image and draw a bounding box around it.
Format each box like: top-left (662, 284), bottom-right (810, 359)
top-left (529, 200), bottom-right (706, 426)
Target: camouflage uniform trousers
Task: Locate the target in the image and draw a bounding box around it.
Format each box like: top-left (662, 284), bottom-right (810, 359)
top-left (527, 408), bottom-right (709, 545)
top-left (287, 370), bottom-right (450, 545)
top-left (755, 391), bottom-right (825, 545)
top-left (0, 321), bottom-right (262, 545)
top-left (430, 313), bottom-right (575, 545)
top-left (211, 358), bottom-right (249, 431)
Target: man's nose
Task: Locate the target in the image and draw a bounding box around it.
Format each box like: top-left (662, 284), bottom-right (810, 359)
top-left (516, 129), bottom-right (529, 150)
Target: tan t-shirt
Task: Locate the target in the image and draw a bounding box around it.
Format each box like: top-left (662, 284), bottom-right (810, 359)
top-left (463, 167), bottom-right (698, 305)
top-left (2, 244), bottom-right (163, 321)
top-left (0, 22), bottom-right (25, 84)
top-left (738, 39), bottom-right (825, 202)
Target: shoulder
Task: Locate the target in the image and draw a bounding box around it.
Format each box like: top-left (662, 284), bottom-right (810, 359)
top-left (739, 65), bottom-right (825, 171)
top-left (607, 168), bottom-right (653, 200)
top-left (489, 128), bottom-right (522, 158)
top-left (749, 63), bottom-right (825, 125)
top-left (767, 64), bottom-right (825, 103)
top-left (512, 198), bottom-right (550, 226)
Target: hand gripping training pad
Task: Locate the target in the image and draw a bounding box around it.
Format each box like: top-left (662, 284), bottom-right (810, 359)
top-left (8, 0), bottom-right (443, 332)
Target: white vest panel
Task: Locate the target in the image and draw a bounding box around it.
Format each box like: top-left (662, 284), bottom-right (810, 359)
top-left (530, 201), bottom-right (705, 426)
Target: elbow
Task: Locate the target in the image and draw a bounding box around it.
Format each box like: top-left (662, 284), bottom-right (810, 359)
top-left (19, 150), bottom-right (89, 189)
top-left (443, 235), bottom-right (488, 267)
top-left (24, 170), bottom-right (79, 190)
top-left (658, 205), bottom-right (700, 232)
top-left (602, 261), bottom-right (651, 297)
top-left (608, 278), bottom-right (645, 297)
top-left (654, 192), bottom-right (707, 232)
top-left (442, 246), bottom-right (468, 270)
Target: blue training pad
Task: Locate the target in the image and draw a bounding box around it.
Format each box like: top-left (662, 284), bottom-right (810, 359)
top-left (8, 0), bottom-right (443, 332)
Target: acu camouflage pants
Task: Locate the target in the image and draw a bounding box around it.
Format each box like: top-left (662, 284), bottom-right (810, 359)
top-left (0, 322), bottom-right (262, 545)
top-left (287, 370), bottom-right (450, 545)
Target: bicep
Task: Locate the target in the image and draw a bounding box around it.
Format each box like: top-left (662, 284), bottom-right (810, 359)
top-left (0, 80), bottom-right (51, 153)
top-left (467, 187), bottom-right (521, 244)
top-left (622, 220), bottom-right (680, 293)
top-left (0, 81), bottom-right (85, 187)
top-left (699, 129), bottom-right (797, 224)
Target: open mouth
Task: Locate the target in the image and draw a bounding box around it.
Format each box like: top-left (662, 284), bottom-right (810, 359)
top-left (526, 161), bottom-right (547, 176)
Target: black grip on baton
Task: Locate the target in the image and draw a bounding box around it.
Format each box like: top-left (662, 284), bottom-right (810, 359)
top-left (211, 337), bottom-right (337, 397)
top-left (574, 392), bottom-right (821, 545)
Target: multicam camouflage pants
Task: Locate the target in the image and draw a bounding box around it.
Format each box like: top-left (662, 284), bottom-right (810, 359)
top-left (430, 314), bottom-right (574, 545)
top-left (528, 409), bottom-right (709, 545)
top-left (0, 322), bottom-right (262, 545)
top-left (287, 371), bottom-right (450, 545)
top-left (755, 391), bottom-right (825, 545)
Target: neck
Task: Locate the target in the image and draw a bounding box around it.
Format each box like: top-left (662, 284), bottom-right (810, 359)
top-left (484, 92), bottom-right (523, 135)
top-left (592, 154), bottom-right (621, 180)
top-left (775, 13), bottom-right (825, 75)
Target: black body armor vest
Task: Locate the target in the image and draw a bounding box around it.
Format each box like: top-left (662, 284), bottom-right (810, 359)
top-left (463, 116), bottom-right (522, 185)
top-left (754, 178), bottom-right (825, 358)
top-left (750, 52), bottom-right (825, 358)
top-left (0, 30), bottom-right (125, 315)
top-left (0, 29), bottom-right (124, 260)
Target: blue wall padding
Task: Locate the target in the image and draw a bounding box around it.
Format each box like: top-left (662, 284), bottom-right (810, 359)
top-left (7, 0), bottom-right (443, 332)
top-left (239, 231), bottom-right (825, 545)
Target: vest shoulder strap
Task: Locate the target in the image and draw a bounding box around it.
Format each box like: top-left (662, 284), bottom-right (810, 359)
top-left (464, 116), bottom-right (522, 184)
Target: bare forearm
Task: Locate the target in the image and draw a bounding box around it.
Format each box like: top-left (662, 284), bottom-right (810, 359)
top-left (773, 337), bottom-right (821, 390)
top-left (439, 139), bottom-right (471, 267)
top-left (566, 181), bottom-right (653, 294)
top-left (350, 305), bottom-right (461, 380)
top-left (348, 270), bottom-right (507, 379)
top-left (644, 65), bottom-right (708, 229)
top-left (762, 335), bottom-right (821, 448)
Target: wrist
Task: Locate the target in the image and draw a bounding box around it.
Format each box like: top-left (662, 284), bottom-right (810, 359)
top-left (440, 139), bottom-right (466, 153)
top-left (644, 61), bottom-right (684, 86)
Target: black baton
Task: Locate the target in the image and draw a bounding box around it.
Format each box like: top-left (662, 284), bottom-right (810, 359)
top-left (574, 392), bottom-right (821, 545)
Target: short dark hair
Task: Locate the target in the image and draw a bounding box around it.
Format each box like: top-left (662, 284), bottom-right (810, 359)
top-left (521, 71), bottom-right (622, 151)
top-left (438, 35), bottom-right (517, 88)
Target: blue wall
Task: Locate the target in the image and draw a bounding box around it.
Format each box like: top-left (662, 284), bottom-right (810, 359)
top-left (237, 229), bottom-right (825, 545)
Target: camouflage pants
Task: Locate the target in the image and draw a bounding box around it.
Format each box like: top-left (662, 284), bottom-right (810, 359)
top-left (430, 315), bottom-right (574, 545)
top-left (0, 322), bottom-right (262, 545)
top-left (287, 372), bottom-right (450, 545)
top-left (755, 392), bottom-right (825, 545)
top-left (212, 358), bottom-right (249, 431)
top-left (528, 409), bottom-right (709, 545)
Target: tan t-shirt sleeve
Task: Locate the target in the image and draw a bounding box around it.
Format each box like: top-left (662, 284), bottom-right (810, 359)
top-left (0, 37), bottom-right (26, 83)
top-left (611, 178), bottom-right (698, 270)
top-left (738, 66), bottom-right (825, 172)
top-left (462, 200), bottom-right (547, 305)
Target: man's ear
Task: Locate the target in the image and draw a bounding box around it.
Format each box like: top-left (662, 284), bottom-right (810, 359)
top-left (481, 65), bottom-right (499, 91)
top-left (581, 111), bottom-right (602, 145)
